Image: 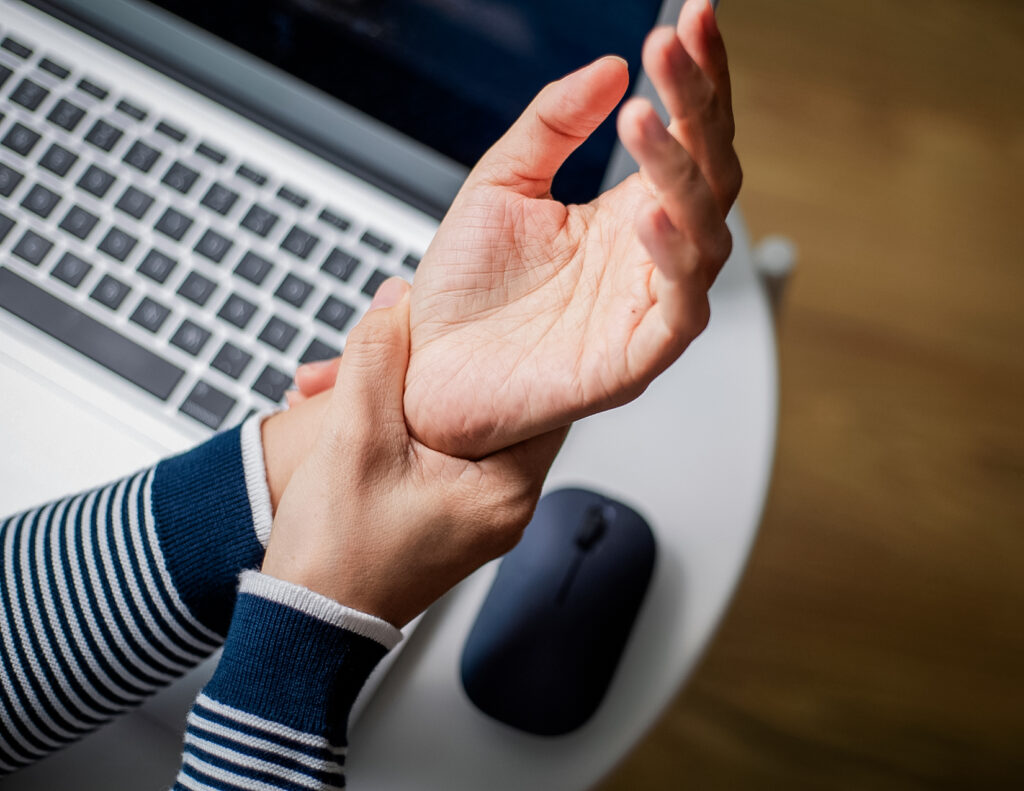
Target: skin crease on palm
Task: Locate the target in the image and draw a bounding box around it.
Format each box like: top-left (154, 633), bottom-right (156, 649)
top-left (277, 0), bottom-right (741, 466)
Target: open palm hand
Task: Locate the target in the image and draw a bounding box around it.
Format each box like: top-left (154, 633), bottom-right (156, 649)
top-left (406, 2), bottom-right (741, 456)
top-left (295, 1), bottom-right (741, 458)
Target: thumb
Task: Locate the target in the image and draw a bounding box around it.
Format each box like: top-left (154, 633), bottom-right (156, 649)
top-left (328, 277), bottom-right (412, 440)
top-left (469, 55), bottom-right (630, 198)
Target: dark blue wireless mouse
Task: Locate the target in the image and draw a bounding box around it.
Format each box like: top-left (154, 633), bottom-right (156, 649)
top-left (460, 487), bottom-right (656, 736)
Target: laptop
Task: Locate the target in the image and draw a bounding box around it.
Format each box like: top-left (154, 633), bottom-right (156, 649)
top-left (0, 0), bottom-right (686, 783)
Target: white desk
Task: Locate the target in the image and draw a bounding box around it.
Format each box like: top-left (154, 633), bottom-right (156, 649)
top-left (1, 209), bottom-right (776, 790)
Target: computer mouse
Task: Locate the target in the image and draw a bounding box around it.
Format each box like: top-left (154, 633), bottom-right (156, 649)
top-left (460, 487), bottom-right (656, 736)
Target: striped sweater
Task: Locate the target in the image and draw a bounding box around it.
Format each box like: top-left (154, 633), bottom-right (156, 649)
top-left (0, 415), bottom-right (401, 788)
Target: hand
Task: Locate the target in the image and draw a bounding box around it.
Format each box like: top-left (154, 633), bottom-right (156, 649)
top-left (261, 279), bottom-right (567, 627)
top-left (292, 1), bottom-right (740, 458)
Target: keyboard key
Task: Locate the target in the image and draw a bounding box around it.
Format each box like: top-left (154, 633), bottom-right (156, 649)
top-left (1, 37), bottom-right (33, 60)
top-left (170, 319), bottom-right (211, 356)
top-left (361, 268), bottom-right (391, 298)
top-left (12, 229), bottom-right (53, 266)
top-left (211, 342), bottom-right (252, 380)
top-left (276, 186), bottom-right (308, 208)
top-left (360, 230), bottom-right (393, 254)
top-left (258, 315), bottom-right (298, 352)
top-left (122, 140), bottom-right (161, 173)
top-left (402, 254), bottom-right (421, 270)
top-left (98, 226), bottom-right (138, 262)
top-left (217, 292), bottom-right (257, 329)
top-left (177, 271), bottom-right (217, 306)
top-left (300, 338), bottom-right (341, 365)
top-left (321, 248), bottom-right (360, 282)
top-left (59, 205), bottom-right (100, 240)
top-left (200, 182), bottom-right (239, 216)
top-left (130, 296), bottom-right (171, 333)
top-left (38, 142), bottom-right (78, 177)
top-left (318, 208), bottom-right (351, 232)
top-left (155, 120), bottom-right (186, 143)
top-left (193, 229), bottom-right (233, 263)
top-left (51, 252), bottom-right (92, 288)
top-left (77, 78), bottom-right (109, 100)
top-left (274, 273), bottom-right (314, 308)
top-left (162, 160), bottom-right (199, 194)
top-left (0, 64), bottom-right (11, 90)
top-left (115, 186), bottom-right (154, 220)
top-left (84, 119), bottom-right (124, 152)
top-left (137, 248), bottom-right (177, 284)
top-left (0, 268), bottom-right (184, 400)
top-left (154, 207), bottom-right (193, 241)
top-left (236, 164), bottom-right (266, 185)
top-left (252, 365), bottom-right (292, 403)
top-left (315, 296), bottom-right (355, 332)
top-left (240, 203), bottom-right (278, 238)
top-left (21, 183), bottom-right (61, 218)
top-left (280, 225), bottom-right (319, 260)
top-left (0, 162), bottom-right (24, 197)
top-left (90, 274), bottom-right (132, 310)
top-left (233, 251), bottom-right (273, 286)
top-left (77, 164), bottom-right (116, 198)
top-left (179, 381), bottom-right (235, 429)
top-left (47, 98), bottom-right (86, 132)
top-left (0, 211), bottom-right (15, 244)
top-left (196, 142), bottom-right (226, 164)
top-left (10, 78), bottom-right (49, 112)
top-left (39, 58), bottom-right (71, 80)
top-left (115, 99), bottom-right (147, 122)
top-left (2, 122), bottom-right (42, 157)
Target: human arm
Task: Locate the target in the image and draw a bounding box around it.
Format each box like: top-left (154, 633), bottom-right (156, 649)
top-left (0, 417), bottom-right (273, 773)
top-left (173, 279), bottom-right (566, 789)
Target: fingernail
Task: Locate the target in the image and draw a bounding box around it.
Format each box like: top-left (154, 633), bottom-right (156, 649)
top-left (642, 108), bottom-right (669, 143)
top-left (297, 358), bottom-right (331, 374)
top-left (368, 277), bottom-right (409, 311)
top-left (704, 0), bottom-right (720, 34)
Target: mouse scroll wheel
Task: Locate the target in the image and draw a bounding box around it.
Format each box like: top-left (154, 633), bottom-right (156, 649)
top-left (575, 505), bottom-right (612, 551)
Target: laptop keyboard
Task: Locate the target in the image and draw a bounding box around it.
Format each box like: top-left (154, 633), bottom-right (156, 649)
top-left (0, 29), bottom-right (424, 434)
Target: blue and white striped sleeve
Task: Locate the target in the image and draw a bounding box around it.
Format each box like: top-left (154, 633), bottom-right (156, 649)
top-left (174, 571), bottom-right (402, 790)
top-left (0, 414), bottom-right (272, 774)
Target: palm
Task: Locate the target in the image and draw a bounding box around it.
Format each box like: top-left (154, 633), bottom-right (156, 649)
top-left (407, 174), bottom-right (684, 457)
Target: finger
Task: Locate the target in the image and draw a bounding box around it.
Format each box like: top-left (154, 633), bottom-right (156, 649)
top-left (635, 199), bottom-right (725, 337)
top-left (617, 97), bottom-right (726, 255)
top-left (642, 27), bottom-right (741, 212)
top-left (677, 0), bottom-right (732, 110)
top-left (285, 390), bottom-right (305, 408)
top-left (470, 55), bottom-right (629, 197)
top-left (295, 356), bottom-right (341, 398)
top-left (627, 204), bottom-right (713, 379)
top-left (329, 277), bottom-right (412, 445)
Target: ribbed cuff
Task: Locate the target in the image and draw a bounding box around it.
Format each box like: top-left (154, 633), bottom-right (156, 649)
top-left (151, 425), bottom-right (265, 636)
top-left (202, 572), bottom-right (398, 744)
top-left (241, 571), bottom-right (402, 650)
top-left (240, 411), bottom-right (274, 548)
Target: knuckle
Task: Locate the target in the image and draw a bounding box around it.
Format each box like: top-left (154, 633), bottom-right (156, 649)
top-left (685, 298), bottom-right (712, 340)
top-left (699, 225), bottom-right (732, 270)
top-left (727, 158), bottom-right (743, 205)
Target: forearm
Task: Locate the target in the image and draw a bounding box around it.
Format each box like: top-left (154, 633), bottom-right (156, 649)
top-left (173, 572), bottom-right (400, 790)
top-left (0, 415), bottom-right (272, 773)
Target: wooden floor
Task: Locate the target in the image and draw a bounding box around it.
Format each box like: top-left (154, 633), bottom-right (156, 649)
top-left (599, 0), bottom-right (1024, 787)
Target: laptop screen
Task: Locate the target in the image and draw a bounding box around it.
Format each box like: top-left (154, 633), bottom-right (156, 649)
top-left (143, 0), bottom-right (663, 205)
